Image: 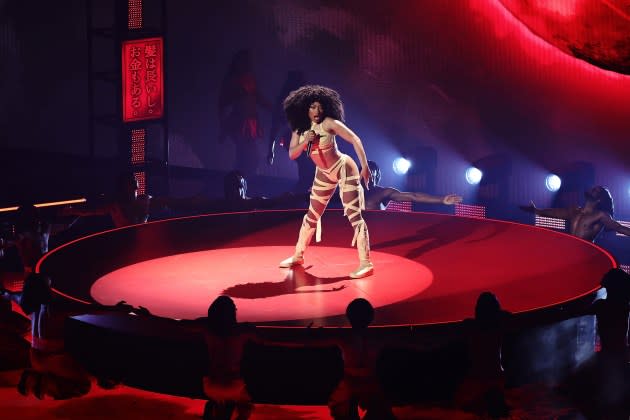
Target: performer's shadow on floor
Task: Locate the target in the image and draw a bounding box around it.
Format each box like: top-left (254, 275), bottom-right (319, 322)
top-left (372, 219), bottom-right (510, 259)
top-left (222, 265), bottom-right (349, 299)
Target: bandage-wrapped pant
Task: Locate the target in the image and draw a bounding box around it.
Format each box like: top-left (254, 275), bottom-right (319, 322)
top-left (293, 154), bottom-right (370, 267)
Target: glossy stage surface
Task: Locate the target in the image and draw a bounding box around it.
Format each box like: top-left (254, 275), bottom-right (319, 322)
top-left (39, 210), bottom-right (615, 327)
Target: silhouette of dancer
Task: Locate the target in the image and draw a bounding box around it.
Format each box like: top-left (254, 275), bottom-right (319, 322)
top-left (218, 49), bottom-right (270, 177)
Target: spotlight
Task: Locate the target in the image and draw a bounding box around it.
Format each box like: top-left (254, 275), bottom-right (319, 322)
top-left (392, 157), bottom-right (411, 175)
top-left (465, 167), bottom-right (483, 185)
top-left (545, 174), bottom-right (561, 192)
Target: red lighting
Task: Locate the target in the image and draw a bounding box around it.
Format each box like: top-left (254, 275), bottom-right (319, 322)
top-left (455, 204), bottom-right (486, 218)
top-left (134, 171), bottom-right (146, 195)
top-left (535, 215), bottom-right (567, 230)
top-left (534, 0), bottom-right (577, 17)
top-left (122, 37), bottom-right (164, 122)
top-left (385, 201), bottom-right (412, 212)
top-left (128, 0), bottom-right (143, 29)
top-left (131, 128), bottom-right (146, 164)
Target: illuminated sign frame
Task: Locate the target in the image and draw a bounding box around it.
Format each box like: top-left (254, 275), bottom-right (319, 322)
top-left (122, 37), bottom-right (164, 122)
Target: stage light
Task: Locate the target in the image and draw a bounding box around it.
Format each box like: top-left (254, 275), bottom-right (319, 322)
top-left (545, 174), bottom-right (561, 192)
top-left (392, 157), bottom-right (411, 175)
top-left (0, 198), bottom-right (87, 213)
top-left (465, 167), bottom-right (482, 185)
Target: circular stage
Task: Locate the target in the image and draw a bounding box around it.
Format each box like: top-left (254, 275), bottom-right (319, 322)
top-left (38, 209), bottom-right (615, 327)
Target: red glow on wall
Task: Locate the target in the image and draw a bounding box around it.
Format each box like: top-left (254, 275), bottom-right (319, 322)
top-left (535, 0), bottom-right (578, 17)
top-left (122, 37), bottom-right (164, 122)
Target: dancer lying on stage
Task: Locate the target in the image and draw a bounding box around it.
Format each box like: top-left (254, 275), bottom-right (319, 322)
top-left (60, 172), bottom-right (210, 227)
top-left (520, 186), bottom-right (630, 242)
top-left (364, 160), bottom-right (462, 210)
top-left (220, 170), bottom-right (308, 211)
top-left (279, 85), bottom-right (373, 279)
top-left (60, 172), bottom-right (151, 228)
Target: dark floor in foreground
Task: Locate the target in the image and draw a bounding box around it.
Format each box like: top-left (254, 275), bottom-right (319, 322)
top-left (0, 370), bottom-right (588, 419)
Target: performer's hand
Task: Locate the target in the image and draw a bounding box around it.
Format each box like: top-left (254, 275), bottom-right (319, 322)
top-left (443, 194), bottom-right (463, 205)
top-left (360, 166), bottom-right (371, 190)
top-left (303, 130), bottom-right (318, 145)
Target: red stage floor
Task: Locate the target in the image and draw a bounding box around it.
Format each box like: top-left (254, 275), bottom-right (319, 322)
top-left (39, 210), bottom-right (615, 327)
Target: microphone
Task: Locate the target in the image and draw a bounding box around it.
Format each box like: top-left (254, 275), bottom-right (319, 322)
top-left (306, 130), bottom-right (321, 157)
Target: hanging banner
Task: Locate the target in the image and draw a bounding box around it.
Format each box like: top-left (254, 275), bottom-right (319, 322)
top-left (122, 37), bottom-right (164, 122)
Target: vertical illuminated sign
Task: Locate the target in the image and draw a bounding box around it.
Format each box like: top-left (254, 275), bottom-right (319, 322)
top-left (122, 37), bottom-right (164, 122)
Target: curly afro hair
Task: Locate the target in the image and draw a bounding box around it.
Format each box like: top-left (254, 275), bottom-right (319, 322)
top-left (283, 85), bottom-right (345, 134)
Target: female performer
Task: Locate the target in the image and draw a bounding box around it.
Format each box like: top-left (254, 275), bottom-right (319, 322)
top-left (279, 85), bottom-right (373, 279)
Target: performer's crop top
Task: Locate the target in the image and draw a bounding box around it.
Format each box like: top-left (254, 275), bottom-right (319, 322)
top-left (300, 122), bottom-right (335, 155)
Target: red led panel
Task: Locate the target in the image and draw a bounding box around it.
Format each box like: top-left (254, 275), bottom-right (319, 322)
top-left (535, 215), bottom-right (566, 231)
top-left (128, 0), bottom-right (143, 29)
top-left (122, 37), bottom-right (164, 122)
top-left (134, 171), bottom-right (146, 196)
top-left (131, 128), bottom-right (146, 164)
top-left (385, 200), bottom-right (412, 212)
top-left (455, 204), bottom-right (486, 218)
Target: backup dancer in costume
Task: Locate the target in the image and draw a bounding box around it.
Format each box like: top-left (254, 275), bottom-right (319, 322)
top-left (279, 85), bottom-right (373, 279)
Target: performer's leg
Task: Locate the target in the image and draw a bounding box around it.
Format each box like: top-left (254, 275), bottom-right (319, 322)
top-left (340, 160), bottom-right (373, 279)
top-left (328, 379), bottom-right (360, 420)
top-left (279, 168), bottom-right (337, 267)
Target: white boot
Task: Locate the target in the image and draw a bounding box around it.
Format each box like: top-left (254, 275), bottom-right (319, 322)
top-left (349, 222), bottom-right (373, 278)
top-left (279, 218), bottom-right (316, 268)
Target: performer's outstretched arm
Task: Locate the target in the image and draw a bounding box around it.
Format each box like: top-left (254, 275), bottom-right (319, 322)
top-left (388, 189), bottom-right (463, 205)
top-left (519, 201), bottom-right (572, 220)
top-left (600, 214), bottom-right (630, 236)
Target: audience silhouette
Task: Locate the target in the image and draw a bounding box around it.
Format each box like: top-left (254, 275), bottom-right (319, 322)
top-left (568, 268), bottom-right (630, 419)
top-left (326, 298), bottom-right (395, 420)
top-left (201, 295), bottom-right (255, 420)
top-left (455, 291), bottom-right (512, 418)
top-left (0, 273), bottom-right (133, 399)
